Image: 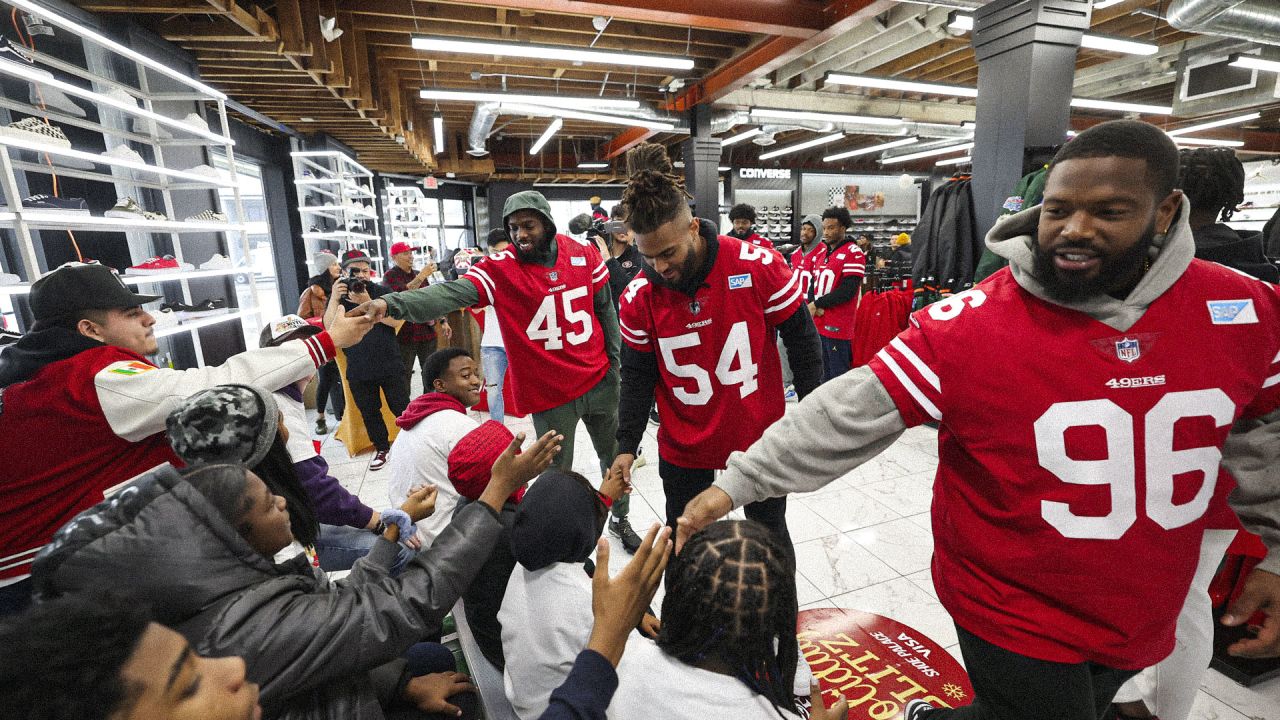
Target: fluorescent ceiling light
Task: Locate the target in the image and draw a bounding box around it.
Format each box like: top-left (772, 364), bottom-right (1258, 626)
top-left (578, 162), bottom-right (610, 169)
top-left (529, 117), bottom-right (562, 155)
top-left (718, 166), bottom-right (731, 171)
top-left (823, 137), bottom-right (919, 162)
top-left (1093, 0), bottom-right (1127, 8)
top-left (1070, 97), bottom-right (1172, 114)
top-left (936, 155), bottom-right (972, 166)
top-left (948, 14), bottom-right (1156, 55)
top-left (412, 36), bottom-right (694, 71)
top-left (1229, 54), bottom-right (1280, 74)
top-left (1172, 137), bottom-right (1245, 148)
top-left (1166, 112), bottom-right (1261, 136)
top-left (758, 132), bottom-right (845, 161)
top-left (499, 102), bottom-right (678, 131)
top-left (1079, 33), bottom-right (1158, 55)
top-left (825, 73), bottom-right (978, 98)
top-left (433, 115), bottom-right (445, 155)
top-left (419, 88), bottom-right (640, 110)
top-left (750, 108), bottom-right (902, 126)
top-left (881, 141), bottom-right (974, 164)
top-left (721, 128), bottom-right (762, 147)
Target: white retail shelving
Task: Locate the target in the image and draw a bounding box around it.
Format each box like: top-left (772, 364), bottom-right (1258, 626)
top-left (291, 149), bottom-right (384, 269)
top-left (0, 0), bottom-right (258, 366)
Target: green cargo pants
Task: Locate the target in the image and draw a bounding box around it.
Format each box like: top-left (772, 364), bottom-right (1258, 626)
top-left (531, 368), bottom-right (627, 518)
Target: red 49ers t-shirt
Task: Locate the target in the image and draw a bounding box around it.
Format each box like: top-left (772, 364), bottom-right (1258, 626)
top-left (812, 239), bottom-right (866, 340)
top-left (464, 235), bottom-right (610, 415)
top-left (619, 236), bottom-right (803, 469)
top-left (790, 244), bottom-right (822, 302)
top-left (868, 262), bottom-right (1280, 669)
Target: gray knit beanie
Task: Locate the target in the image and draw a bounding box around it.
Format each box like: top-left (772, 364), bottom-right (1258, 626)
top-left (166, 384), bottom-right (279, 468)
top-left (311, 251), bottom-right (338, 275)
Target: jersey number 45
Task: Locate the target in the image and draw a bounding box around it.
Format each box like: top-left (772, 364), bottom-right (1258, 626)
top-left (526, 287), bottom-right (593, 350)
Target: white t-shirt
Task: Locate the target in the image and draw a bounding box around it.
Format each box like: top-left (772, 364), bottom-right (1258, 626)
top-left (499, 562), bottom-right (595, 720)
top-left (481, 305), bottom-right (504, 348)
top-left (275, 388), bottom-right (318, 462)
top-left (609, 638), bottom-right (804, 720)
top-left (385, 407), bottom-right (478, 545)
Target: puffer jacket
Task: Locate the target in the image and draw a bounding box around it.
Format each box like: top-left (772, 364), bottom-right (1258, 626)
top-left (31, 464), bottom-right (502, 720)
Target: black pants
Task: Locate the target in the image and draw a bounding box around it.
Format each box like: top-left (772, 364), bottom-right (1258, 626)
top-left (926, 625), bottom-right (1138, 720)
top-left (820, 336), bottom-right (852, 383)
top-left (399, 338), bottom-right (437, 392)
top-left (315, 360), bottom-right (345, 420)
top-left (659, 458), bottom-right (792, 550)
top-left (348, 374), bottom-right (409, 452)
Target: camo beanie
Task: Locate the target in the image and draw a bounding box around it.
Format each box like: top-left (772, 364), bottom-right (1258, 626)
top-left (166, 384), bottom-right (279, 468)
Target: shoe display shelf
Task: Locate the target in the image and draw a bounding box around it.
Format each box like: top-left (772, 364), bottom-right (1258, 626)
top-left (292, 150), bottom-right (383, 270)
top-left (0, 0), bottom-right (259, 364)
top-left (385, 183), bottom-right (439, 268)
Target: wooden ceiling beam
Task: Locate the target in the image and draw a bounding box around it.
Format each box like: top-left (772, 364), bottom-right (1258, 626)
top-left (275, 0), bottom-right (311, 57)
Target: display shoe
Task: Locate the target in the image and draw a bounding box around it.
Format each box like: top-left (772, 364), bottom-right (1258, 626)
top-left (0, 271), bottom-right (21, 285)
top-left (199, 253), bottom-right (231, 270)
top-left (180, 164), bottom-right (222, 180)
top-left (0, 116), bottom-right (71, 148)
top-left (131, 116), bottom-right (172, 139)
top-left (27, 73), bottom-right (86, 117)
top-left (5, 193), bottom-right (89, 215)
top-left (184, 209), bottom-right (227, 223)
top-left (0, 36), bottom-right (34, 67)
top-left (106, 196), bottom-right (167, 221)
top-left (181, 113), bottom-right (209, 134)
top-left (162, 297), bottom-right (227, 319)
top-left (150, 306), bottom-right (179, 330)
top-left (101, 144), bottom-right (145, 164)
top-left (103, 85), bottom-right (139, 108)
top-left (127, 255), bottom-right (193, 275)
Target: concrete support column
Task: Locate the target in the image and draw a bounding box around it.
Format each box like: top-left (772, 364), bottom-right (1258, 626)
top-left (683, 105), bottom-right (720, 219)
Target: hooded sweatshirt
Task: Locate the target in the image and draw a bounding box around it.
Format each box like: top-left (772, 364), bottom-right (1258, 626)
top-left (710, 196), bottom-right (1280, 670)
top-left (1191, 223), bottom-right (1279, 283)
top-left (31, 463), bottom-right (502, 720)
top-left (499, 472), bottom-right (609, 719)
top-left (386, 392), bottom-right (477, 546)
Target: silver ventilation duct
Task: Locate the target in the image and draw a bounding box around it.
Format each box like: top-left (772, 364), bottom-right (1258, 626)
top-left (466, 102), bottom-right (500, 156)
top-left (1167, 0), bottom-right (1280, 48)
top-left (466, 102), bottom-right (685, 156)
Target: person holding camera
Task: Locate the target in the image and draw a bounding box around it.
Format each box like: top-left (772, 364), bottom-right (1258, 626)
top-left (329, 249), bottom-right (408, 471)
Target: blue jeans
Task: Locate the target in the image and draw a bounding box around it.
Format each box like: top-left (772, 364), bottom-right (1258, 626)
top-left (480, 346), bottom-right (508, 423)
top-left (316, 523), bottom-right (412, 575)
top-left (820, 336), bottom-right (852, 383)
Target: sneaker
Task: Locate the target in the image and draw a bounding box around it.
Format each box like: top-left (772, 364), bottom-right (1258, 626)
top-left (101, 144), bottom-right (145, 164)
top-left (608, 516), bottom-right (642, 554)
top-left (28, 73), bottom-right (86, 117)
top-left (0, 36), bottom-right (34, 66)
top-left (162, 297), bottom-right (227, 318)
top-left (0, 272), bottom-right (21, 285)
top-left (9, 193), bottom-right (88, 214)
top-left (784, 384), bottom-right (797, 401)
top-left (150, 306), bottom-right (179, 330)
top-left (180, 164), bottom-right (222, 180)
top-left (315, 417), bottom-right (329, 435)
top-left (369, 450), bottom-right (389, 471)
top-left (131, 116), bottom-right (172, 139)
top-left (127, 255), bottom-right (193, 275)
top-left (0, 116), bottom-right (71, 147)
top-left (106, 196), bottom-right (167, 221)
top-left (905, 699), bottom-right (936, 719)
top-left (199, 253), bottom-right (231, 270)
top-left (181, 113), bottom-right (209, 134)
top-left (104, 86), bottom-right (138, 108)
top-left (184, 209), bottom-right (227, 223)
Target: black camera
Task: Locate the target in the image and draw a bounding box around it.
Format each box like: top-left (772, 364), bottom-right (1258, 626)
top-left (343, 271), bottom-right (368, 295)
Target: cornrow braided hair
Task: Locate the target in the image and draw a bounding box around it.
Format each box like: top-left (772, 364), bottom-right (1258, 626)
top-left (658, 520), bottom-right (799, 717)
top-left (621, 142), bottom-right (691, 235)
top-left (1178, 147), bottom-right (1245, 222)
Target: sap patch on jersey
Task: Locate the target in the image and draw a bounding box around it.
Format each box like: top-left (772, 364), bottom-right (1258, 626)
top-left (571, 256), bottom-right (587, 266)
top-left (1207, 299), bottom-right (1257, 325)
top-left (728, 273), bottom-right (752, 290)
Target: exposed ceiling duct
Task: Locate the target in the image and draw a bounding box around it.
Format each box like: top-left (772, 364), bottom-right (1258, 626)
top-left (466, 102), bottom-right (684, 156)
top-left (466, 102), bottom-right (501, 157)
top-left (1167, 0), bottom-right (1280, 48)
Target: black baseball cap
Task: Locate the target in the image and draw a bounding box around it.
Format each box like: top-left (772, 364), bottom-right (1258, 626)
top-left (30, 262), bottom-right (161, 321)
top-left (340, 249), bottom-right (372, 268)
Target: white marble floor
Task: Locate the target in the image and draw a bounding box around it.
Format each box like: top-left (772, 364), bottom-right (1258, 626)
top-left (316, 394), bottom-right (1280, 720)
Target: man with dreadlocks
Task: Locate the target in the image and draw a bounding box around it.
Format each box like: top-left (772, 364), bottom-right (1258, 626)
top-left (1178, 147), bottom-right (1277, 283)
top-left (677, 121), bottom-right (1280, 720)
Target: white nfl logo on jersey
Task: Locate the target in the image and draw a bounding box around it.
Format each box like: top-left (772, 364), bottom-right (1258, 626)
top-left (1207, 299), bottom-right (1257, 325)
top-left (1114, 337), bottom-right (1140, 363)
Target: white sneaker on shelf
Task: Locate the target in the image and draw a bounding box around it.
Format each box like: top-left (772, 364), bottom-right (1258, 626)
top-left (101, 144), bottom-right (145, 165)
top-left (150, 307), bottom-right (179, 330)
top-left (0, 272), bottom-right (21, 285)
top-left (106, 196), bottom-right (167, 221)
top-left (131, 117), bottom-right (172, 140)
top-left (181, 164), bottom-right (222, 180)
top-left (27, 71), bottom-right (86, 117)
top-left (182, 113), bottom-right (210, 134)
top-left (0, 116), bottom-right (71, 148)
top-left (184, 209), bottom-right (227, 223)
top-left (103, 86), bottom-right (139, 108)
top-left (199, 253), bottom-right (231, 270)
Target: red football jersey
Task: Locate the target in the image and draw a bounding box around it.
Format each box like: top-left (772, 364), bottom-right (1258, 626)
top-left (743, 232), bottom-right (775, 250)
top-left (791, 244), bottom-right (822, 302)
top-left (619, 236), bottom-right (803, 469)
top-left (869, 262), bottom-right (1280, 669)
top-left (812, 240), bottom-right (866, 339)
top-left (464, 234), bottom-right (610, 415)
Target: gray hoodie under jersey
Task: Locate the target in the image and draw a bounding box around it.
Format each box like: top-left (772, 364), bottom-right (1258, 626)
top-left (716, 196), bottom-right (1280, 577)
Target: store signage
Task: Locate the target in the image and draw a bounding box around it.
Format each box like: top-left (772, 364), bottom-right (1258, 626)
top-left (797, 608), bottom-right (972, 719)
top-left (740, 167), bottom-right (792, 180)
top-left (423, 176), bottom-right (439, 190)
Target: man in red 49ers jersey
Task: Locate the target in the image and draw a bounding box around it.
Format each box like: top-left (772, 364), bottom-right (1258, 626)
top-left (791, 214), bottom-right (824, 299)
top-left (348, 190), bottom-right (644, 550)
top-left (677, 121), bottom-right (1280, 720)
top-left (608, 145), bottom-right (822, 548)
top-left (809, 206), bottom-right (867, 383)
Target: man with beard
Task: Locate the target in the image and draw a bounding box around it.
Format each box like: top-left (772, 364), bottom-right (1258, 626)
top-left (727, 203), bottom-right (775, 249)
top-left (347, 191), bottom-right (641, 550)
top-left (810, 207), bottom-right (867, 382)
top-left (608, 143), bottom-right (822, 547)
top-left (676, 120), bottom-right (1280, 719)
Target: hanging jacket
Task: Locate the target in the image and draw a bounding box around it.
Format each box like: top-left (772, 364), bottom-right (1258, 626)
top-left (976, 166), bottom-right (1050, 282)
top-left (31, 464), bottom-right (502, 720)
top-left (1193, 223), bottom-right (1280, 283)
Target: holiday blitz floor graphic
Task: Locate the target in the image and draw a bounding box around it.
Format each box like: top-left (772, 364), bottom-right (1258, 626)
top-left (799, 608), bottom-right (973, 719)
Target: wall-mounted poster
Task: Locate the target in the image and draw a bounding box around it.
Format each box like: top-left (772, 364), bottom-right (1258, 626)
top-left (803, 173), bottom-right (919, 217)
